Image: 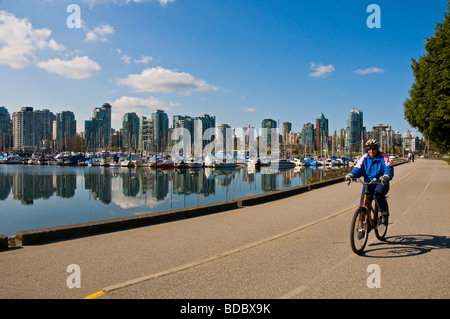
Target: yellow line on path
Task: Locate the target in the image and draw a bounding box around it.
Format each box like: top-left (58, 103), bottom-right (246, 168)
top-left (83, 290), bottom-right (106, 299)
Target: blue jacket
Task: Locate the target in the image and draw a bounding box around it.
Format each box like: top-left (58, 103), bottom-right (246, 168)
top-left (351, 152), bottom-right (394, 183)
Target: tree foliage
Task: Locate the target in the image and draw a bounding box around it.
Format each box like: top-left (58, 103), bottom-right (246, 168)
top-left (404, 3), bottom-right (450, 152)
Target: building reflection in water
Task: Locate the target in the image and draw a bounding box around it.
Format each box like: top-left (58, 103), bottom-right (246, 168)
top-left (0, 165), bottom-right (329, 206)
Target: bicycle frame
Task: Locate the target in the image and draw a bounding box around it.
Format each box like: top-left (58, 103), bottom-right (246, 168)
top-left (354, 179), bottom-right (379, 232)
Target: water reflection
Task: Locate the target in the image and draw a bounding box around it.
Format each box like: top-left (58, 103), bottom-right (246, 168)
top-left (0, 165), bottom-right (333, 235)
top-left (0, 165), bottom-right (329, 205)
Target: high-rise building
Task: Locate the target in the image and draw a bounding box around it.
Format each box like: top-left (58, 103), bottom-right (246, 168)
top-left (216, 123), bottom-right (231, 152)
top-left (111, 129), bottom-right (122, 150)
top-left (101, 103), bottom-right (112, 148)
top-left (12, 107), bottom-right (55, 152)
top-left (139, 116), bottom-right (153, 152)
top-left (261, 119), bottom-right (277, 146)
top-left (192, 114), bottom-right (215, 149)
top-left (53, 111), bottom-right (76, 151)
top-left (0, 106), bottom-right (12, 150)
top-left (85, 103), bottom-right (112, 151)
top-left (122, 112), bottom-right (140, 151)
top-left (282, 121), bottom-right (292, 146)
top-left (301, 122), bottom-right (315, 152)
top-left (403, 130), bottom-right (416, 152)
top-left (35, 109), bottom-right (55, 144)
top-left (346, 108), bottom-right (364, 152)
top-left (152, 109), bottom-right (169, 152)
top-left (173, 115), bottom-right (194, 146)
top-left (84, 117), bottom-right (104, 151)
top-left (315, 112), bottom-right (329, 151)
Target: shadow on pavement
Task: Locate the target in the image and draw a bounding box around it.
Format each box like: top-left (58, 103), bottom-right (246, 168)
top-left (361, 234), bottom-right (450, 258)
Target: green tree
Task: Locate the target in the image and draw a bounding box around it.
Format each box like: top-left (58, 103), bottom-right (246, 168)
top-left (404, 3), bottom-right (450, 152)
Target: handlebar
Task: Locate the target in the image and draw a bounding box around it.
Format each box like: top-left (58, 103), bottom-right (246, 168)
top-left (346, 177), bottom-right (379, 186)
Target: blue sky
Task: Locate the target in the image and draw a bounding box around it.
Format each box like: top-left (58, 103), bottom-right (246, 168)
top-left (0, 0), bottom-right (448, 137)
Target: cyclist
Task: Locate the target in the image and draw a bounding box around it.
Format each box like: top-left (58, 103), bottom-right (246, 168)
top-left (345, 139), bottom-right (394, 225)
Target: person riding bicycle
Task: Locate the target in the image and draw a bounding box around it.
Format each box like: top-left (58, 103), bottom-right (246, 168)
top-left (345, 139), bottom-right (394, 225)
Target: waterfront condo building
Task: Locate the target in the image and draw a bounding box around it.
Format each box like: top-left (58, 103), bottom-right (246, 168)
top-left (301, 122), bottom-right (315, 153)
top-left (315, 113), bottom-right (329, 152)
top-left (346, 108), bottom-right (365, 152)
top-left (261, 118), bottom-right (277, 148)
top-left (122, 112), bottom-right (140, 151)
top-left (53, 111), bottom-right (76, 151)
top-left (0, 106), bottom-right (12, 151)
top-left (12, 107), bottom-right (55, 152)
top-left (151, 109), bottom-right (169, 153)
top-left (84, 103), bottom-right (112, 151)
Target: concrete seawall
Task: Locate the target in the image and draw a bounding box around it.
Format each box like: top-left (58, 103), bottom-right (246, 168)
top-left (6, 160), bottom-right (407, 247)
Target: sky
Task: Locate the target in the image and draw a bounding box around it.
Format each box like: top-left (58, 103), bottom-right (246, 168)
top-left (0, 0), bottom-right (448, 138)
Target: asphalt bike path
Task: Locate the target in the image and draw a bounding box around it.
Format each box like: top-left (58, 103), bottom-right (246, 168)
top-left (0, 159), bottom-right (448, 299)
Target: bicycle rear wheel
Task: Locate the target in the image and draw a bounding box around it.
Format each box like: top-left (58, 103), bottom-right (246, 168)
top-left (350, 207), bottom-right (369, 255)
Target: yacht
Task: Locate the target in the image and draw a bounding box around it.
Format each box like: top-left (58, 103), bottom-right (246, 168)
top-left (0, 154), bottom-right (23, 164)
top-left (269, 159), bottom-right (295, 169)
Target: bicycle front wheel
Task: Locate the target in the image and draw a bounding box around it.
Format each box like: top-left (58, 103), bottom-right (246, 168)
top-left (375, 210), bottom-right (388, 241)
top-left (350, 207), bottom-right (369, 255)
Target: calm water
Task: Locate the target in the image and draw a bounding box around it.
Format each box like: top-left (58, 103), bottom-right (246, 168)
top-left (0, 164), bottom-right (329, 236)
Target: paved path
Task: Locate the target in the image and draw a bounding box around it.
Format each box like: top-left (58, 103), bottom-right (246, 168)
top-left (0, 159), bottom-right (448, 299)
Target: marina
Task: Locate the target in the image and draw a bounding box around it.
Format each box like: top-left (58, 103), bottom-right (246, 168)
top-left (0, 160), bottom-right (350, 237)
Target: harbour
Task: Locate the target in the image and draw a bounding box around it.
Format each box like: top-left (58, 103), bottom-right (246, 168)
top-left (0, 162), bottom-right (350, 237)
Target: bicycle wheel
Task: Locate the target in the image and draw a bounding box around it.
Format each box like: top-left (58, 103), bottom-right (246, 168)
top-left (375, 209), bottom-right (388, 241)
top-left (350, 207), bottom-right (369, 255)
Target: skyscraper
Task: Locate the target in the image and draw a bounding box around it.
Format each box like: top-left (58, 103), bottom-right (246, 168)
top-left (53, 111), bottom-right (76, 151)
top-left (122, 112), bottom-right (140, 151)
top-left (193, 114), bottom-right (215, 149)
top-left (0, 106), bottom-right (12, 150)
top-left (84, 117), bottom-right (104, 151)
top-left (139, 116), bottom-right (153, 152)
top-left (216, 123), bottom-right (231, 152)
top-left (152, 109), bottom-right (169, 152)
top-left (85, 103), bottom-right (112, 151)
top-left (282, 121), bottom-right (292, 146)
top-left (346, 108), bottom-right (364, 152)
top-left (101, 103), bottom-right (112, 148)
top-left (12, 107), bottom-right (55, 152)
top-left (301, 122), bottom-right (315, 152)
top-left (315, 112), bottom-right (329, 151)
top-left (173, 115), bottom-right (194, 146)
top-left (261, 118), bottom-right (277, 147)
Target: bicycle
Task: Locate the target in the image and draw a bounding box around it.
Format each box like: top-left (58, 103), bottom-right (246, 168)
top-left (347, 178), bottom-right (389, 255)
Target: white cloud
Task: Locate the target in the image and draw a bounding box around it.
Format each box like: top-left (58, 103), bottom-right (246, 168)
top-left (85, 24), bottom-right (115, 42)
top-left (354, 67), bottom-right (385, 75)
top-left (243, 108), bottom-right (256, 112)
top-left (121, 54), bottom-right (132, 64)
top-left (309, 62), bottom-right (335, 78)
top-left (111, 96), bottom-right (173, 114)
top-left (0, 11), bottom-right (65, 69)
top-left (117, 66), bottom-right (219, 94)
top-left (110, 96), bottom-right (178, 127)
top-left (37, 56), bottom-right (101, 79)
top-left (134, 55), bottom-right (153, 64)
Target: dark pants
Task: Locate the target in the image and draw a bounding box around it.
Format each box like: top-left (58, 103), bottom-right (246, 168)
top-left (360, 183), bottom-right (389, 214)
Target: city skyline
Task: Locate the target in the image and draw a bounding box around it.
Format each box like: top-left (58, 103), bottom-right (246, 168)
top-left (1, 1), bottom-right (448, 137)
top-left (3, 103), bottom-right (410, 154)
